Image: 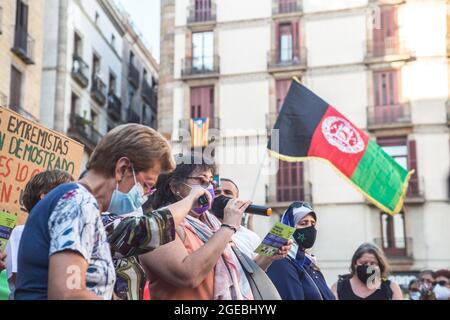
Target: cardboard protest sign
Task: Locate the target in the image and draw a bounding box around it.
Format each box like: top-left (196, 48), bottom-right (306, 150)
top-left (0, 107), bottom-right (84, 225)
top-left (254, 222), bottom-right (296, 257)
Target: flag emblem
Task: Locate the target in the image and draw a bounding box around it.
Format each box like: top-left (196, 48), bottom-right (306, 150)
top-left (322, 116), bottom-right (365, 154)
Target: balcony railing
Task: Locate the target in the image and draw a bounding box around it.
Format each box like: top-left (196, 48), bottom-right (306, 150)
top-left (272, 0), bottom-right (303, 16)
top-left (11, 27), bottom-right (35, 64)
top-left (128, 63), bottom-right (140, 89)
top-left (187, 1), bottom-right (216, 24)
top-left (142, 79), bottom-right (157, 106)
top-left (374, 237), bottom-right (413, 260)
top-left (90, 75), bottom-right (107, 106)
top-left (107, 93), bottom-right (122, 121)
top-left (68, 114), bottom-right (103, 152)
top-left (267, 180), bottom-right (312, 207)
top-left (366, 103), bottom-right (412, 129)
top-left (267, 47), bottom-right (307, 72)
top-left (181, 55), bottom-right (220, 78)
top-left (365, 38), bottom-right (414, 61)
top-left (71, 55), bottom-right (90, 88)
top-left (406, 176), bottom-right (424, 202)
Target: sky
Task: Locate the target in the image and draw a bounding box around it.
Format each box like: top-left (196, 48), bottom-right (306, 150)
top-left (119, 0), bottom-right (161, 62)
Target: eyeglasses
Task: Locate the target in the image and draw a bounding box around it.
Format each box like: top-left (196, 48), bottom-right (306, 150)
top-left (186, 176), bottom-right (216, 188)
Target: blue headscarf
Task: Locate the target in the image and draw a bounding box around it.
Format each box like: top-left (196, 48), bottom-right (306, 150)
top-left (281, 201), bottom-right (317, 268)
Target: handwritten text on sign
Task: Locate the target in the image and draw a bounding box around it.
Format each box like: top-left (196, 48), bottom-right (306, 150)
top-left (0, 107), bottom-right (84, 224)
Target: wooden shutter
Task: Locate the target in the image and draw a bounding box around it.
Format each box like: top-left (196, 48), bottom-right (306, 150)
top-left (10, 66), bottom-right (22, 111)
top-left (407, 140), bottom-right (419, 196)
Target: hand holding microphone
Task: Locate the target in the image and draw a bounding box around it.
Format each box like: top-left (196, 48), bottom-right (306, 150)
top-left (211, 195), bottom-right (273, 220)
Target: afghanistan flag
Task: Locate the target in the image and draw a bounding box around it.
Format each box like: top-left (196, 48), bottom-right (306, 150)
top-left (268, 78), bottom-right (413, 215)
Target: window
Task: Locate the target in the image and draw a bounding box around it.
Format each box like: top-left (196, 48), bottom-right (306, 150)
top-left (373, 70), bottom-right (405, 124)
top-left (276, 22), bottom-right (299, 63)
top-left (378, 137), bottom-right (420, 198)
top-left (380, 212), bottom-right (407, 257)
top-left (374, 70), bottom-right (399, 107)
top-left (9, 66), bottom-right (23, 111)
top-left (74, 32), bottom-right (82, 57)
top-left (95, 12), bottom-right (100, 25)
top-left (192, 31), bottom-right (213, 71)
top-left (373, 7), bottom-right (398, 55)
top-left (92, 54), bottom-right (100, 79)
top-left (90, 110), bottom-right (98, 129)
top-left (279, 24), bottom-right (293, 62)
top-left (194, 0), bottom-right (212, 21)
top-left (70, 92), bottom-right (80, 115)
top-left (278, 0), bottom-right (297, 14)
top-left (129, 51), bottom-right (135, 66)
top-left (109, 72), bottom-right (116, 95)
top-left (14, 0), bottom-right (29, 50)
top-left (275, 79), bottom-right (304, 202)
top-left (111, 34), bottom-right (115, 48)
top-left (190, 86), bottom-right (214, 128)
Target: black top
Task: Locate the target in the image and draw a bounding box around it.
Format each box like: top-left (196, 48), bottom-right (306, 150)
top-left (337, 278), bottom-right (393, 300)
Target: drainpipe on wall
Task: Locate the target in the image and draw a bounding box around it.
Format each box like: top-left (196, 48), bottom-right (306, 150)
top-left (54, 0), bottom-right (69, 133)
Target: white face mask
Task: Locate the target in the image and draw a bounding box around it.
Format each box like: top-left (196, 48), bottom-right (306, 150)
top-left (434, 284), bottom-right (450, 300)
top-left (409, 291), bottom-right (421, 300)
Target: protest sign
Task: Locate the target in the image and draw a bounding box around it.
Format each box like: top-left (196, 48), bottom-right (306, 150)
top-left (0, 107), bottom-right (84, 225)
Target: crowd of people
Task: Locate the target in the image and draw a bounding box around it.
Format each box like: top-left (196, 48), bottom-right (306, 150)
top-left (0, 124), bottom-right (449, 300)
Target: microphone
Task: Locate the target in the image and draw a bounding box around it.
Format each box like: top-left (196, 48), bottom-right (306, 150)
top-left (198, 195), bottom-right (209, 206)
top-left (211, 195), bottom-right (273, 219)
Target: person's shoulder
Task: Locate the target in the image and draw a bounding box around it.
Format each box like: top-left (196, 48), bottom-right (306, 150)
top-left (269, 257), bottom-right (297, 273)
top-left (49, 183), bottom-right (99, 225)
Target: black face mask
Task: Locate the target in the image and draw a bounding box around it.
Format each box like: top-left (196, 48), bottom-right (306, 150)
top-left (356, 264), bottom-right (377, 285)
top-left (293, 226), bottom-right (317, 250)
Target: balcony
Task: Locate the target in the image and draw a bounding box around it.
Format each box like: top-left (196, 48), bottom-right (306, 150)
top-left (11, 27), bottom-right (35, 65)
top-left (267, 47), bottom-right (307, 73)
top-left (127, 109), bottom-right (141, 124)
top-left (406, 176), bottom-right (425, 203)
top-left (142, 79), bottom-right (157, 106)
top-left (68, 114), bottom-right (103, 152)
top-left (107, 93), bottom-right (122, 122)
top-left (187, 1), bottom-right (216, 24)
top-left (71, 55), bottom-right (90, 88)
top-left (365, 38), bottom-right (415, 64)
top-left (90, 75), bottom-right (107, 106)
top-left (181, 55), bottom-right (220, 79)
top-left (267, 180), bottom-right (312, 209)
top-left (366, 103), bottom-right (412, 130)
top-left (272, 0), bottom-right (303, 16)
top-left (128, 63), bottom-right (140, 89)
top-left (374, 237), bottom-right (413, 262)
